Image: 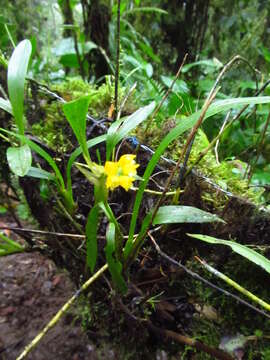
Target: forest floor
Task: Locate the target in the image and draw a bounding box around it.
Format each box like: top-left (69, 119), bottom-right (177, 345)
top-left (0, 216), bottom-right (117, 360)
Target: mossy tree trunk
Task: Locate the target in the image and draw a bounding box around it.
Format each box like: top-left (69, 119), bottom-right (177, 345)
top-left (80, 0), bottom-right (111, 80)
top-left (160, 0), bottom-right (209, 70)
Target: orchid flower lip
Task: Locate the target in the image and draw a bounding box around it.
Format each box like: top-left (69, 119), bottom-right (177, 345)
top-left (104, 154), bottom-right (139, 191)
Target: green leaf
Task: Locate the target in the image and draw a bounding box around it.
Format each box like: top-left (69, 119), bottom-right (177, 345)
top-left (153, 206), bottom-right (224, 225)
top-left (0, 97), bottom-right (13, 114)
top-left (7, 144), bottom-right (32, 176)
top-left (105, 222), bottom-right (127, 293)
top-left (188, 234), bottom-right (270, 275)
top-left (26, 166), bottom-right (55, 181)
top-left (106, 101), bottom-right (155, 159)
top-left (60, 54), bottom-right (80, 68)
top-left (123, 7), bottom-right (168, 16)
top-left (62, 95), bottom-right (91, 161)
top-left (7, 39), bottom-right (32, 135)
top-left (52, 37), bottom-right (97, 56)
top-left (161, 76), bottom-right (189, 94)
top-left (126, 95), bottom-right (270, 257)
top-left (1, 128), bottom-right (65, 189)
top-left (0, 232), bottom-right (24, 256)
top-left (85, 205), bottom-right (99, 272)
top-left (182, 58), bottom-right (223, 73)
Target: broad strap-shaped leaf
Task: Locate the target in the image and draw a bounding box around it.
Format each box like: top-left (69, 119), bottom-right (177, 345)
top-left (153, 206), bottom-right (224, 225)
top-left (62, 95), bottom-right (91, 161)
top-left (8, 39), bottom-right (32, 135)
top-left (7, 144), bottom-right (32, 176)
top-left (188, 233), bottom-right (270, 275)
top-left (0, 97), bottom-right (13, 115)
top-left (85, 204), bottom-right (99, 272)
top-left (105, 222), bottom-right (127, 293)
top-left (106, 101), bottom-right (155, 159)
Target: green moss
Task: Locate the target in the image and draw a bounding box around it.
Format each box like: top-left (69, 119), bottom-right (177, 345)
top-left (52, 77), bottom-right (114, 118)
top-left (31, 77), bottom-right (134, 152)
top-left (52, 76), bottom-right (135, 118)
top-left (138, 122), bottom-right (263, 205)
top-left (32, 100), bottom-right (72, 152)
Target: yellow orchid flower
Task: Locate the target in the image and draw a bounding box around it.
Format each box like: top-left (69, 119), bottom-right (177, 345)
top-left (104, 154), bottom-right (139, 191)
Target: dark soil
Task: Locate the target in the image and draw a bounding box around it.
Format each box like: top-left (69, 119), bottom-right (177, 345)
top-left (0, 250), bottom-right (99, 360)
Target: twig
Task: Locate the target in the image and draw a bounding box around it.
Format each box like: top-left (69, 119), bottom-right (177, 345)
top-left (131, 186), bottom-right (182, 196)
top-left (114, 0), bottom-right (121, 119)
top-left (117, 82), bottom-right (137, 120)
top-left (208, 55), bottom-right (258, 102)
top-left (185, 77), bottom-right (270, 179)
top-left (215, 111), bottom-right (231, 165)
top-left (179, 55), bottom-right (258, 183)
top-left (0, 226), bottom-right (85, 239)
top-left (145, 54), bottom-right (188, 135)
top-left (16, 263), bottom-right (108, 360)
top-left (147, 322), bottom-right (234, 360)
top-left (195, 256), bottom-right (270, 312)
top-left (148, 233), bottom-right (270, 320)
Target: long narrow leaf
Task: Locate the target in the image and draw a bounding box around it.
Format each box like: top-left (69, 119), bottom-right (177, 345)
top-left (85, 205), bottom-right (99, 272)
top-left (188, 233), bottom-right (270, 275)
top-left (153, 206), bottom-right (224, 225)
top-left (126, 96), bottom-right (270, 256)
top-left (105, 222), bottom-right (127, 293)
top-left (8, 39), bottom-right (32, 135)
